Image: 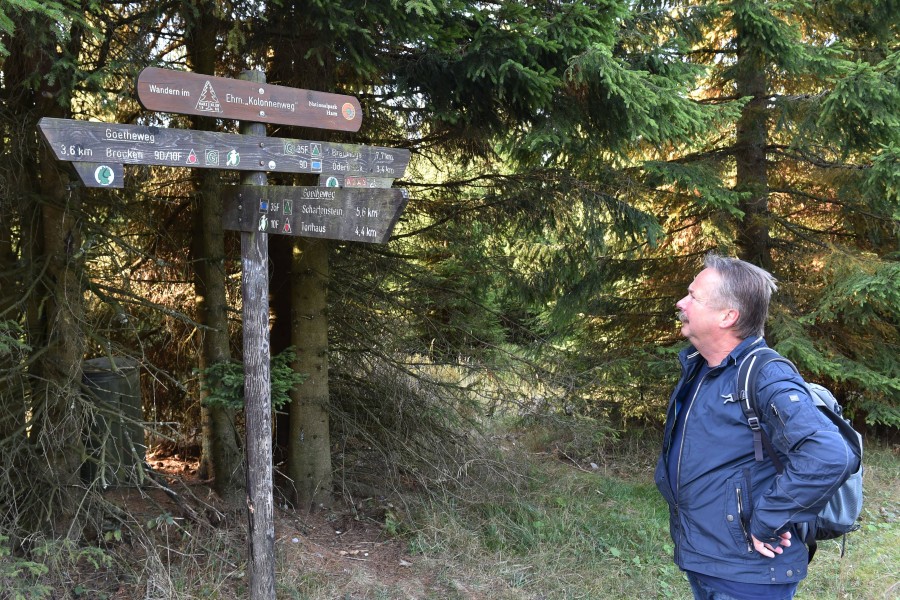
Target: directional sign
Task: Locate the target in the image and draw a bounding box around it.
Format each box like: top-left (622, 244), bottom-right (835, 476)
top-left (136, 67), bottom-right (362, 131)
top-left (221, 185), bottom-right (408, 244)
top-left (38, 118), bottom-right (409, 178)
top-left (72, 162), bottom-right (124, 188)
top-left (318, 174), bottom-right (395, 189)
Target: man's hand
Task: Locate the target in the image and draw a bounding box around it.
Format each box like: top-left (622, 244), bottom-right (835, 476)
top-left (751, 531), bottom-right (792, 558)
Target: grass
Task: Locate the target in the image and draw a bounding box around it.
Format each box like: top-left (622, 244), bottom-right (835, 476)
top-left (395, 428), bottom-right (900, 600)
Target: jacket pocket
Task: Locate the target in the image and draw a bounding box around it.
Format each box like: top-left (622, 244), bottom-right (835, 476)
top-left (655, 454), bottom-right (675, 506)
top-left (724, 472), bottom-right (754, 553)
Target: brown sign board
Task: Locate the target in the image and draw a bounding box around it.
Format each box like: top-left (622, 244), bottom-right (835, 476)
top-left (222, 185), bottom-right (408, 244)
top-left (317, 174), bottom-right (395, 189)
top-left (38, 118), bottom-right (409, 178)
top-left (72, 162), bottom-right (124, 188)
top-left (136, 67), bottom-right (362, 131)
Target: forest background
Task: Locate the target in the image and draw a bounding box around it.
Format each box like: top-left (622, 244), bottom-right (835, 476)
top-left (0, 0), bottom-right (898, 598)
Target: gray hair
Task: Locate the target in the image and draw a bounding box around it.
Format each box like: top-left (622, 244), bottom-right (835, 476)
top-left (704, 253), bottom-right (778, 339)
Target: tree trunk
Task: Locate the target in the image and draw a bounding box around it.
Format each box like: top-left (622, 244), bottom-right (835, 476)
top-left (268, 4), bottom-right (336, 510)
top-left (6, 11), bottom-right (86, 532)
top-left (0, 176), bottom-right (25, 440)
top-left (288, 238), bottom-right (333, 508)
top-left (185, 1), bottom-right (243, 503)
top-left (733, 0), bottom-right (774, 271)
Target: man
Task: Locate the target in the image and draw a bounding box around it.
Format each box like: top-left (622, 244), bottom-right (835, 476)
top-left (655, 254), bottom-right (856, 600)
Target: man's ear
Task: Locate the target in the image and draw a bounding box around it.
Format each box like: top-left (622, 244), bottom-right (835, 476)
top-left (720, 308), bottom-right (739, 329)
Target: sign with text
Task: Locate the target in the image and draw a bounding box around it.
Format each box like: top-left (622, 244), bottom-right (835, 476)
top-left (137, 67), bottom-right (362, 131)
top-left (222, 185), bottom-right (408, 244)
top-left (38, 118), bottom-right (409, 178)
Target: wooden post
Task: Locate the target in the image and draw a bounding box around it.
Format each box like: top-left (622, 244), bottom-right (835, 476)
top-left (239, 69), bottom-right (275, 599)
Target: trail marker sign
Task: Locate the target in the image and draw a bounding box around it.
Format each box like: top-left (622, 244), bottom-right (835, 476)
top-left (38, 118), bottom-right (409, 178)
top-left (222, 185), bottom-right (408, 244)
top-left (136, 67), bottom-right (362, 131)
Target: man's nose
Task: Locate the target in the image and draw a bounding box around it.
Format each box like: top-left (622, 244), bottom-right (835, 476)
top-left (676, 296), bottom-right (687, 310)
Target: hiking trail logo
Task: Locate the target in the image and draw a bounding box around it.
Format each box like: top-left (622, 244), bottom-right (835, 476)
top-left (94, 165), bottom-right (115, 186)
top-left (196, 81), bottom-right (221, 113)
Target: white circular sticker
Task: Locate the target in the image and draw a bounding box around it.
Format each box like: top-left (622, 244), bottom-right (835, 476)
top-left (94, 165), bottom-right (115, 186)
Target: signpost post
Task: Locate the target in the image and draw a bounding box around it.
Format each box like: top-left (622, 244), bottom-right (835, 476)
top-left (38, 67), bottom-right (410, 600)
top-left (236, 70), bottom-right (275, 600)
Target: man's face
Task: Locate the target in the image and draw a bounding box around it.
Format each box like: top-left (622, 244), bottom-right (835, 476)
top-left (676, 268), bottom-right (728, 345)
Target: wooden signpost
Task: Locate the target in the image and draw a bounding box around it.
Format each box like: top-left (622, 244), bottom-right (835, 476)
top-left (39, 68), bottom-right (410, 600)
top-left (136, 67), bottom-right (362, 131)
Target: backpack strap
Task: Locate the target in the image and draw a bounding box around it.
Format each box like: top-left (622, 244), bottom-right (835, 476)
top-left (737, 348), bottom-right (795, 470)
top-left (738, 348), bottom-right (822, 563)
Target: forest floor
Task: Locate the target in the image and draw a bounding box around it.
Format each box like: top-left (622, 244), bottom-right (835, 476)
top-left (7, 431), bottom-right (899, 599)
top-left (109, 450), bottom-right (465, 599)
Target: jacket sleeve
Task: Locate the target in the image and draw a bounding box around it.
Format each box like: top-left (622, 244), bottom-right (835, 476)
top-left (747, 361), bottom-right (857, 542)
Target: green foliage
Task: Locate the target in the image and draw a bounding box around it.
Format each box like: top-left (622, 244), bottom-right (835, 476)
top-left (0, 320), bottom-right (29, 357)
top-left (197, 348), bottom-right (308, 411)
top-left (0, 0), bottom-right (70, 56)
top-left (0, 535), bottom-right (119, 600)
top-left (772, 252), bottom-right (900, 426)
top-left (817, 52), bottom-right (900, 153)
top-left (0, 536), bottom-right (52, 600)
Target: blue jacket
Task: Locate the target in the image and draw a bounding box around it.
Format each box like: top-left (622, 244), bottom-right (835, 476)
top-left (654, 337), bottom-right (856, 584)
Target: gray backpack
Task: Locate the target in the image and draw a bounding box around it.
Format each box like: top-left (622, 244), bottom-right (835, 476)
top-left (737, 347), bottom-right (863, 562)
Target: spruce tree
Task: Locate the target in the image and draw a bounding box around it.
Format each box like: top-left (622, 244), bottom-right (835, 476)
top-left (580, 0), bottom-right (899, 426)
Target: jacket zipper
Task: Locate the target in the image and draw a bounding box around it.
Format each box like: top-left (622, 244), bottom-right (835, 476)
top-left (674, 370), bottom-right (708, 499)
top-left (736, 486), bottom-right (753, 553)
top-left (671, 365), bottom-right (710, 566)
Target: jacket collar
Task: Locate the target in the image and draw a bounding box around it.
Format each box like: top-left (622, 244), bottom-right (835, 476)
top-left (679, 336), bottom-right (766, 369)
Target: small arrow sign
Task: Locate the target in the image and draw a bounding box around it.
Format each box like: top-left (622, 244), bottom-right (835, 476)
top-left (136, 67), bottom-right (362, 131)
top-left (318, 174), bottom-right (395, 189)
top-left (38, 118), bottom-right (410, 177)
top-left (222, 185), bottom-right (408, 244)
